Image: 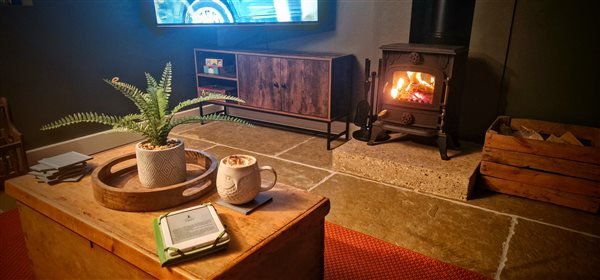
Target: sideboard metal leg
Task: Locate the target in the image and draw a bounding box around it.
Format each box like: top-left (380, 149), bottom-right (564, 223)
top-left (327, 122), bottom-right (332, 150)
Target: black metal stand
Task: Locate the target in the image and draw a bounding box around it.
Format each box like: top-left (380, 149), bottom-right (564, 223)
top-left (199, 102), bottom-right (350, 150)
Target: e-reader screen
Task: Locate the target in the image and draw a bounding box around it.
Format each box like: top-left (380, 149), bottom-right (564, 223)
top-left (165, 206), bottom-right (219, 244)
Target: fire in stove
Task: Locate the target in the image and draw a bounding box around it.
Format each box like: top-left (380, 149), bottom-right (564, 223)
top-left (388, 71), bottom-right (435, 104)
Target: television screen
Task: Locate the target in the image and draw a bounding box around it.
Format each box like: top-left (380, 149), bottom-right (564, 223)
top-left (153, 0), bottom-right (319, 26)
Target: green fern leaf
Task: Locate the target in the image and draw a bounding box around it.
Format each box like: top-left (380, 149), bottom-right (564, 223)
top-left (104, 79), bottom-right (149, 115)
top-left (170, 114), bottom-right (252, 128)
top-left (145, 72), bottom-right (158, 90)
top-left (157, 62), bottom-right (172, 115)
top-left (40, 112), bottom-right (123, 130)
top-left (198, 93), bottom-right (246, 104)
top-left (158, 62), bottom-right (172, 95)
top-left (106, 78), bottom-right (162, 138)
top-left (197, 113), bottom-right (253, 126)
top-left (170, 94), bottom-right (245, 116)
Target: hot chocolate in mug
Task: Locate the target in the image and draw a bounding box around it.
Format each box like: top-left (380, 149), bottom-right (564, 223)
top-left (216, 154), bottom-right (277, 205)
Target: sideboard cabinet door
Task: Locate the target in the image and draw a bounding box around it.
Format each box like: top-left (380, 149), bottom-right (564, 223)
top-left (281, 58), bottom-right (330, 118)
top-left (237, 54), bottom-right (282, 111)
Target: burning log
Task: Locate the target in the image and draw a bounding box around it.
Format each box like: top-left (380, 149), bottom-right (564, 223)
top-left (389, 71), bottom-right (435, 104)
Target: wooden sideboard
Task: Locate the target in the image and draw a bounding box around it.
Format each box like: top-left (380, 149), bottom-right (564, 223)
top-left (194, 48), bottom-right (354, 149)
top-left (5, 144), bottom-right (330, 279)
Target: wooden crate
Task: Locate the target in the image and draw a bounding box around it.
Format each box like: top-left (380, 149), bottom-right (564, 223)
top-left (480, 116), bottom-right (600, 212)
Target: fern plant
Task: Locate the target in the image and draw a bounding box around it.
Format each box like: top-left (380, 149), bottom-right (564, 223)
top-left (41, 62), bottom-right (248, 147)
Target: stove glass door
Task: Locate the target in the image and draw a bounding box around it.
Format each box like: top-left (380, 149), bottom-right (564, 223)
top-left (388, 70), bottom-right (435, 105)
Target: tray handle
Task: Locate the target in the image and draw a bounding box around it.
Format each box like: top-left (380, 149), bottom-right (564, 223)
top-left (95, 153), bottom-right (137, 181)
top-left (182, 180), bottom-right (212, 197)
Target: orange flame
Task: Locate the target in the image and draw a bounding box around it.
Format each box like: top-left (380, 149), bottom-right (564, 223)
top-left (389, 71), bottom-right (436, 104)
top-left (390, 78), bottom-right (404, 99)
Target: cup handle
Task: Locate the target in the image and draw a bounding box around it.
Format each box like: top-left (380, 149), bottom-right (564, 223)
top-left (259, 166), bottom-right (277, 192)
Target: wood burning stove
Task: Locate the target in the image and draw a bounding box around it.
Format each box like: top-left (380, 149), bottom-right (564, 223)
top-left (368, 43), bottom-right (467, 160)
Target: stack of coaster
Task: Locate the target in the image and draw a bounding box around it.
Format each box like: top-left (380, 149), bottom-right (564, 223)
top-left (28, 151), bottom-right (93, 185)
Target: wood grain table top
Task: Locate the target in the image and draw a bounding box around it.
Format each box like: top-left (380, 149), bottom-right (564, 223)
top-left (6, 144), bottom-right (330, 279)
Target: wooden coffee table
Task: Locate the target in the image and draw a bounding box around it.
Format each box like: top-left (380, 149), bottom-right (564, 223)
top-left (5, 145), bottom-right (330, 279)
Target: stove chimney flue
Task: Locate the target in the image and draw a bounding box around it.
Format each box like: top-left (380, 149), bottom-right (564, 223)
top-left (409, 0), bottom-right (475, 46)
top-left (431, 0), bottom-right (449, 40)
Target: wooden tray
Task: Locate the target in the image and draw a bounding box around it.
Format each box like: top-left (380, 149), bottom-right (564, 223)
top-left (91, 149), bottom-right (217, 212)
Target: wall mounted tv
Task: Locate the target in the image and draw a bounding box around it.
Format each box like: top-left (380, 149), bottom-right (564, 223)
top-left (153, 0), bottom-right (321, 26)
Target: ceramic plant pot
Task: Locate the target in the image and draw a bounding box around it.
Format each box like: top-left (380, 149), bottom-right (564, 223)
top-left (135, 139), bottom-right (186, 188)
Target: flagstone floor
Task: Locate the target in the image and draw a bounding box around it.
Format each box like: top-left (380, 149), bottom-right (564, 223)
top-left (2, 121), bottom-right (599, 279)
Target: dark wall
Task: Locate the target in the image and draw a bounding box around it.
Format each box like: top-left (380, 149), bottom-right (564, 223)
top-left (502, 0), bottom-right (599, 127)
top-left (2, 1), bottom-right (598, 150)
top-left (0, 1), bottom-right (217, 149)
top-left (462, 0), bottom-right (600, 142)
top-left (1, 0), bottom-right (414, 150)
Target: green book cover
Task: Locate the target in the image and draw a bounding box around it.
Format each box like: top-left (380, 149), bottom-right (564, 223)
top-left (152, 218), bottom-right (169, 266)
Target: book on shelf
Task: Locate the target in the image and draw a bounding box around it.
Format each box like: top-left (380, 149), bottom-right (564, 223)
top-left (153, 203), bottom-right (230, 267)
top-left (205, 58), bottom-right (223, 67)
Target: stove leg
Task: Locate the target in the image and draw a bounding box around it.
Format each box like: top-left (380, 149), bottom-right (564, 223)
top-left (437, 135), bottom-right (450, 160)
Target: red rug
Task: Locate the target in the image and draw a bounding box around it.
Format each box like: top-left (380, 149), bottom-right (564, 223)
top-left (0, 210), bottom-right (488, 279)
top-left (324, 222), bottom-right (490, 280)
top-left (0, 210), bottom-right (35, 280)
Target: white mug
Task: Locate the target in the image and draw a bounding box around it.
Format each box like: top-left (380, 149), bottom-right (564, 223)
top-left (216, 155), bottom-right (277, 205)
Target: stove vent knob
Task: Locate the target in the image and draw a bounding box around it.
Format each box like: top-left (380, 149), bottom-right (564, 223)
top-left (409, 52), bottom-right (422, 65)
top-left (399, 112), bottom-right (414, 125)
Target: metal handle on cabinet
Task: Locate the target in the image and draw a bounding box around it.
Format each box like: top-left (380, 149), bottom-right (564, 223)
top-left (281, 83), bottom-right (287, 89)
top-left (273, 81), bottom-right (279, 88)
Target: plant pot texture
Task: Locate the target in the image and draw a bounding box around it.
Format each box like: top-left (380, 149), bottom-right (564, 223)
top-left (136, 139), bottom-right (187, 188)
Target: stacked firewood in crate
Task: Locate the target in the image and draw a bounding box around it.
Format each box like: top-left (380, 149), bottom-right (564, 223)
top-left (480, 116), bottom-right (600, 213)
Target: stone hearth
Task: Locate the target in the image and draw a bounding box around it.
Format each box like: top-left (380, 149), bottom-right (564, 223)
top-left (333, 139), bottom-right (482, 200)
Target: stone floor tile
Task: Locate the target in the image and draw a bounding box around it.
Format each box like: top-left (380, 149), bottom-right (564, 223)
top-left (500, 219), bottom-right (600, 280)
top-left (278, 136), bottom-right (334, 169)
top-left (175, 122), bottom-right (312, 155)
top-left (170, 122), bottom-right (205, 134)
top-left (206, 145), bottom-right (331, 191)
top-left (310, 173), bottom-right (510, 278)
top-left (468, 188), bottom-right (600, 236)
top-left (175, 136), bottom-right (216, 151)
